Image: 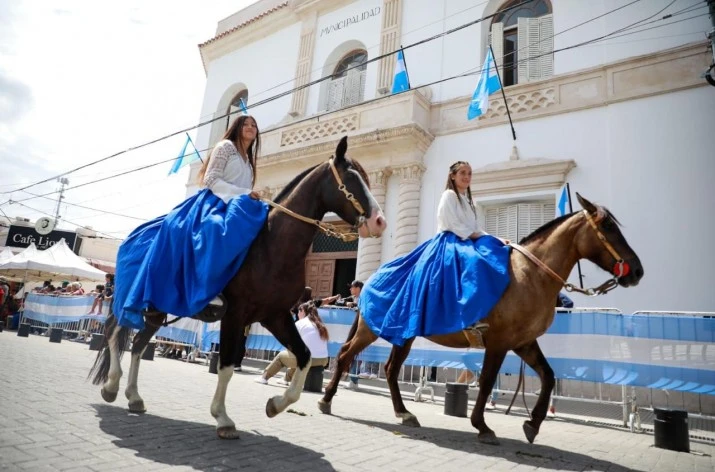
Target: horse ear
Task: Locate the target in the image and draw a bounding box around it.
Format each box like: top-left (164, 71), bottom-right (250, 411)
top-left (576, 192), bottom-right (597, 213)
top-left (335, 136), bottom-right (348, 163)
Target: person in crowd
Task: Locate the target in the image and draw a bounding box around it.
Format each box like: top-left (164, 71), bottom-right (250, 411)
top-left (255, 302), bottom-right (329, 385)
top-left (88, 274), bottom-right (113, 314)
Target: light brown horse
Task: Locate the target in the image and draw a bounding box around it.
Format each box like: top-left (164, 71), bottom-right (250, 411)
top-left (318, 193), bottom-right (644, 445)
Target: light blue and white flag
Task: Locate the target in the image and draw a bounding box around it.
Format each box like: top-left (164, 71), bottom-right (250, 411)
top-left (467, 49), bottom-right (502, 120)
top-left (239, 97), bottom-right (249, 115)
top-left (168, 133), bottom-right (202, 175)
top-left (556, 183), bottom-right (570, 217)
top-left (391, 49), bottom-right (410, 94)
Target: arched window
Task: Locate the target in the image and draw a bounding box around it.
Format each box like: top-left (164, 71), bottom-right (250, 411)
top-left (326, 49), bottom-right (367, 111)
top-left (226, 89), bottom-right (248, 130)
top-left (489, 0), bottom-right (553, 86)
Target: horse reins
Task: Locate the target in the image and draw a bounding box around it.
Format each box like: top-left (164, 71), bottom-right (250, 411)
top-left (261, 158), bottom-right (375, 242)
top-left (509, 209), bottom-right (628, 296)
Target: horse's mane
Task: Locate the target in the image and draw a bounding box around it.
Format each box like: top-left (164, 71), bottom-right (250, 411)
top-left (272, 164), bottom-right (320, 205)
top-left (519, 206), bottom-right (621, 245)
top-left (270, 155), bottom-right (370, 208)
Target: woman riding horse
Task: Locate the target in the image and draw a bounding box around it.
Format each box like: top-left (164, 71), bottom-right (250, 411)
top-left (90, 134), bottom-right (386, 439)
top-left (318, 162), bottom-right (644, 446)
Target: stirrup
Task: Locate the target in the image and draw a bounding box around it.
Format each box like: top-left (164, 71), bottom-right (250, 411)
top-left (191, 293), bottom-right (227, 323)
top-left (463, 322), bottom-right (489, 349)
top-left (468, 322), bottom-right (489, 333)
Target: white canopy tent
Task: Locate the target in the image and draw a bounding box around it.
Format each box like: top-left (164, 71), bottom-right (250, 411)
top-left (0, 239), bottom-right (107, 282)
top-left (0, 248), bottom-right (16, 264)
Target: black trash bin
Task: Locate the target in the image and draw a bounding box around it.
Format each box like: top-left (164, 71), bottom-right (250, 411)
top-left (654, 407), bottom-right (689, 452)
top-left (89, 333), bottom-right (105, 351)
top-left (209, 352), bottom-right (219, 374)
top-left (141, 341), bottom-right (156, 361)
top-left (0, 320), bottom-right (4, 332)
top-left (444, 382), bottom-right (469, 417)
top-left (304, 365), bottom-right (325, 393)
top-left (17, 323), bottom-right (30, 337)
top-left (49, 327), bottom-right (63, 343)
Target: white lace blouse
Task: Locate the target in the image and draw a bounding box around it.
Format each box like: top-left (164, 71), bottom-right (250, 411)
top-left (436, 189), bottom-right (487, 240)
top-left (203, 140), bottom-right (253, 203)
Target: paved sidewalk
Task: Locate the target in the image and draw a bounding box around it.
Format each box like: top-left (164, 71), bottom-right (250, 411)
top-left (0, 332), bottom-right (712, 471)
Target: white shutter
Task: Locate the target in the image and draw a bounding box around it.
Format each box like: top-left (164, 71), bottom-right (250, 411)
top-left (342, 68), bottom-right (365, 107)
top-left (515, 202), bottom-right (558, 242)
top-left (485, 207), bottom-right (499, 235)
top-left (488, 22), bottom-right (504, 82)
top-left (538, 14), bottom-right (554, 79)
top-left (327, 77), bottom-right (345, 111)
top-left (486, 204), bottom-right (517, 241)
top-left (517, 17), bottom-right (541, 83)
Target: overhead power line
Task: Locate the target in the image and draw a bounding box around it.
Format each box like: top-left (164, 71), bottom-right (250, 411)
top-left (0, 0), bottom-right (699, 225)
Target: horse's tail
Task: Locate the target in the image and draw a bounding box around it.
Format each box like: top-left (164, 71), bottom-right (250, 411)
top-left (88, 313), bottom-right (131, 385)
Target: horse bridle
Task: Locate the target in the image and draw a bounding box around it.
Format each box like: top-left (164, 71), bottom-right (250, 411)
top-left (261, 158), bottom-right (375, 242)
top-left (510, 208), bottom-right (629, 296)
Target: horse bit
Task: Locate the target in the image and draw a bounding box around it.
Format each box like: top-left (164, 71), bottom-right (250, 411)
top-left (261, 158), bottom-right (375, 242)
top-left (510, 209), bottom-right (629, 297)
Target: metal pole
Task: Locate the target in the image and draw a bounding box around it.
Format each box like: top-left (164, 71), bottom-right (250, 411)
top-left (488, 44), bottom-right (517, 141)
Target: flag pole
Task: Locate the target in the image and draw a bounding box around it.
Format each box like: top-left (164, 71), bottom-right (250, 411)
top-left (566, 182), bottom-right (585, 289)
top-left (399, 45), bottom-right (411, 89)
top-left (488, 44), bottom-right (516, 141)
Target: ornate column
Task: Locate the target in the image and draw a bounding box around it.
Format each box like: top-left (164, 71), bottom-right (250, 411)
top-left (393, 163), bottom-right (425, 258)
top-left (376, 0), bottom-right (403, 95)
top-left (355, 168), bottom-right (392, 282)
top-left (289, 11), bottom-right (317, 117)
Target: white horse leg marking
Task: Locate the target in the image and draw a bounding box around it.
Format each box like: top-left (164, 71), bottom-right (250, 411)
top-left (125, 351), bottom-right (146, 412)
top-left (210, 365), bottom-right (235, 430)
top-left (269, 356), bottom-right (311, 416)
top-left (103, 328), bottom-right (122, 395)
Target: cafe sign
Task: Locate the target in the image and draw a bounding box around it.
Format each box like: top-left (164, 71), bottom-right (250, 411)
top-left (6, 225), bottom-right (77, 251)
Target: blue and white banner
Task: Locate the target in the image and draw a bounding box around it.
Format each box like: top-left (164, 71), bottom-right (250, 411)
top-left (23, 293), bottom-right (101, 325)
top-left (24, 292), bottom-right (714, 394)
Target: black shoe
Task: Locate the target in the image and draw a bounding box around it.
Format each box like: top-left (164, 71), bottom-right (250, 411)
top-left (234, 366), bottom-right (242, 372)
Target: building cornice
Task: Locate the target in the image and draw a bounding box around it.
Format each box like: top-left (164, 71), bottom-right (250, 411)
top-left (471, 158), bottom-right (576, 197)
top-left (431, 41), bottom-right (711, 136)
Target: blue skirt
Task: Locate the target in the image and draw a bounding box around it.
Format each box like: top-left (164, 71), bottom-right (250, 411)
top-left (358, 232), bottom-right (511, 346)
top-left (113, 189), bottom-right (268, 330)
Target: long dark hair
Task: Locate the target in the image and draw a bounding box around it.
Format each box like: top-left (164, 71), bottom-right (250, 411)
top-left (444, 160), bottom-right (476, 216)
top-left (299, 302), bottom-right (329, 341)
top-left (198, 115), bottom-right (261, 186)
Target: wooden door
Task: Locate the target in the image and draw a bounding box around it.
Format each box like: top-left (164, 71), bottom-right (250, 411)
top-left (305, 259), bottom-right (335, 298)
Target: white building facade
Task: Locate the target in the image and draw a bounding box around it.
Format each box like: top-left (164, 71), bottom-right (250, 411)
top-left (189, 0), bottom-right (715, 313)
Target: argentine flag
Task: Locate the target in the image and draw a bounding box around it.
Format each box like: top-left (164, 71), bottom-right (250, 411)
top-left (391, 49), bottom-right (410, 94)
top-left (467, 49), bottom-right (502, 120)
top-left (169, 133), bottom-right (201, 175)
top-left (556, 184), bottom-right (570, 217)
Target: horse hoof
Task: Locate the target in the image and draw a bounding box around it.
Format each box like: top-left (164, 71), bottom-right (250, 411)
top-left (401, 414), bottom-right (421, 428)
top-left (523, 422), bottom-right (538, 444)
top-left (217, 426), bottom-right (240, 440)
top-left (478, 432), bottom-right (500, 445)
top-left (101, 388), bottom-right (118, 403)
top-left (317, 399), bottom-right (331, 415)
top-left (128, 400), bottom-right (146, 413)
top-left (266, 398), bottom-right (279, 418)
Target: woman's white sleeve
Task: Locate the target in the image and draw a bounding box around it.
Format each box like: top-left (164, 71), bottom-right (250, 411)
top-left (203, 142), bottom-right (251, 202)
top-left (437, 191), bottom-right (474, 240)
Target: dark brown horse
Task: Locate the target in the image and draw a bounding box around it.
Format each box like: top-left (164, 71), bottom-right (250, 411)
top-left (89, 137), bottom-right (386, 439)
top-left (318, 193), bottom-right (644, 445)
